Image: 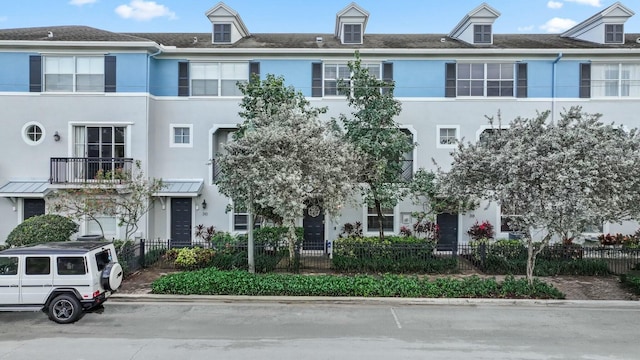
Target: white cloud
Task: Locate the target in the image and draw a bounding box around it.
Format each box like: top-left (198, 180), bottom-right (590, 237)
top-left (547, 1), bottom-right (563, 9)
top-left (115, 0), bottom-right (176, 21)
top-left (517, 25), bottom-right (535, 32)
top-left (540, 18), bottom-right (577, 33)
top-left (565, 0), bottom-right (602, 7)
top-left (69, 0), bottom-right (98, 5)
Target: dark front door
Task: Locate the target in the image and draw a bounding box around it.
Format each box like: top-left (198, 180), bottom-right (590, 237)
top-left (24, 199), bottom-right (45, 220)
top-left (437, 213), bottom-right (458, 251)
top-left (303, 204), bottom-right (324, 251)
top-left (171, 198), bottom-right (192, 246)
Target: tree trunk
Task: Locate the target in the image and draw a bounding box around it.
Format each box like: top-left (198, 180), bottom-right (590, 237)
top-left (525, 233), bottom-right (553, 286)
top-left (375, 199), bottom-right (384, 241)
top-left (286, 219), bottom-right (297, 263)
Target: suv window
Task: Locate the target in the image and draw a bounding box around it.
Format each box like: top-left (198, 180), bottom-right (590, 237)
top-left (57, 256), bottom-right (87, 275)
top-left (26, 257), bottom-right (51, 275)
top-left (0, 256), bottom-right (19, 275)
top-left (95, 250), bottom-right (112, 271)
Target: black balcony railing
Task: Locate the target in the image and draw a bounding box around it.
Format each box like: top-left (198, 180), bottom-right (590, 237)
top-left (50, 157), bottom-right (134, 184)
top-left (212, 158), bottom-right (223, 182)
top-left (401, 159), bottom-right (413, 181)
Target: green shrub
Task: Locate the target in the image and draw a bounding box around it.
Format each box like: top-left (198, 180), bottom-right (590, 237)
top-left (332, 236), bottom-right (455, 273)
top-left (6, 214), bottom-right (78, 247)
top-left (144, 248), bottom-right (167, 266)
top-left (173, 248), bottom-right (216, 270)
top-left (620, 271), bottom-right (640, 295)
top-left (150, 269), bottom-right (565, 299)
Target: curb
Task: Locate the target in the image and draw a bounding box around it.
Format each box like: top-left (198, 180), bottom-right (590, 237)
top-left (110, 293), bottom-right (640, 308)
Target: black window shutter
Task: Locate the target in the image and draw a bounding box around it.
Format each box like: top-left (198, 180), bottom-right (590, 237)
top-left (516, 63), bottom-right (527, 98)
top-left (249, 62), bottom-right (260, 79)
top-left (104, 55), bottom-right (116, 93)
top-left (29, 55), bottom-right (42, 92)
top-left (445, 63), bottom-right (456, 98)
top-left (382, 62), bottom-right (393, 94)
top-left (178, 61), bottom-right (189, 97)
top-left (580, 63), bottom-right (591, 99)
top-left (311, 62), bottom-right (322, 97)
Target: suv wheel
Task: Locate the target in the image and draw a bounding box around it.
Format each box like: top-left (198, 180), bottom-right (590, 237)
top-left (48, 294), bottom-right (82, 324)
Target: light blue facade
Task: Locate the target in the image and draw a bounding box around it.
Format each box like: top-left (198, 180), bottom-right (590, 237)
top-left (149, 58), bottom-right (180, 96)
top-left (114, 53), bottom-right (148, 93)
top-left (258, 60), bottom-right (317, 97)
top-left (393, 60), bottom-right (449, 98)
top-left (0, 53), bottom-right (32, 92)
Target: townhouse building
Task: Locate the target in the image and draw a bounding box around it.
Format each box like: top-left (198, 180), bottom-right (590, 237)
top-left (1, 2), bottom-right (639, 250)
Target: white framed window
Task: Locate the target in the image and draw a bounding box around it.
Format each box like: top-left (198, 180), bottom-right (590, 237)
top-left (343, 24), bottom-right (362, 44)
top-left (474, 24), bottom-right (492, 44)
top-left (456, 63), bottom-right (514, 97)
top-left (436, 125), bottom-right (460, 148)
top-left (170, 124), bottom-right (193, 148)
top-left (44, 56), bottom-right (104, 92)
top-left (499, 204), bottom-right (523, 234)
top-left (22, 121), bottom-right (45, 145)
top-left (366, 206), bottom-right (395, 233)
top-left (190, 62), bottom-right (248, 96)
top-left (605, 24), bottom-right (623, 44)
top-left (86, 214), bottom-right (117, 238)
top-left (591, 63), bottom-right (640, 97)
top-left (323, 63), bottom-right (380, 96)
top-left (213, 23), bottom-right (231, 43)
top-left (232, 204), bottom-right (268, 232)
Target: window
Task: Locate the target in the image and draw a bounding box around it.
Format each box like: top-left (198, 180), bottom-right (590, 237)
top-left (605, 24), bottom-right (623, 44)
top-left (474, 24), bottom-right (492, 44)
top-left (323, 63), bottom-right (380, 96)
top-left (212, 128), bottom-right (236, 182)
top-left (22, 121), bottom-right (45, 145)
top-left (500, 205), bottom-right (523, 233)
top-left (591, 63), bottom-right (640, 97)
top-left (367, 207), bottom-right (394, 232)
top-left (190, 62), bottom-right (248, 96)
top-left (26, 257), bottom-right (50, 275)
top-left (400, 129), bottom-right (414, 181)
top-left (170, 124), bottom-right (193, 147)
top-left (436, 125), bottom-right (460, 148)
top-left (456, 63), bottom-right (514, 97)
top-left (44, 56), bottom-right (104, 92)
top-left (343, 24), bottom-right (362, 44)
top-left (0, 257), bottom-right (18, 276)
top-left (73, 125), bottom-right (128, 180)
top-left (95, 250), bottom-right (112, 271)
top-left (213, 24), bottom-right (231, 43)
top-left (87, 215), bottom-right (117, 238)
top-left (233, 206), bottom-right (264, 231)
top-left (57, 257), bottom-right (87, 275)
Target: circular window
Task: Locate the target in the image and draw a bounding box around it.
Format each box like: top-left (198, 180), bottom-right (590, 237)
top-left (22, 122), bottom-right (45, 145)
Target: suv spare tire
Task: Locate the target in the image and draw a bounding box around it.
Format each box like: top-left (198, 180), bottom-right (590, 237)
top-left (101, 262), bottom-right (123, 291)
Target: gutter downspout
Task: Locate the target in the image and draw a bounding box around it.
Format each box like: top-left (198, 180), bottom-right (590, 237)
top-left (551, 52), bottom-right (563, 123)
top-left (145, 46), bottom-right (163, 241)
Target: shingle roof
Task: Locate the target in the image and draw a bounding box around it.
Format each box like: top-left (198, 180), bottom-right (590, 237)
top-left (1, 25), bottom-right (639, 50)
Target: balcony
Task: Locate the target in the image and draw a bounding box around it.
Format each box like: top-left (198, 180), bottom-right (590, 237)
top-left (50, 157), bottom-right (134, 185)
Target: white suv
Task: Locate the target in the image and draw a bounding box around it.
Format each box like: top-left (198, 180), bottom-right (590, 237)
top-left (0, 241), bottom-right (123, 324)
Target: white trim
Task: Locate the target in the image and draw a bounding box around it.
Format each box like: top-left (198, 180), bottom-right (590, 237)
top-left (21, 121), bottom-right (45, 146)
top-left (169, 124), bottom-right (193, 148)
top-left (363, 204), bottom-right (398, 235)
top-left (436, 125), bottom-right (460, 149)
top-left (341, 23), bottom-right (363, 45)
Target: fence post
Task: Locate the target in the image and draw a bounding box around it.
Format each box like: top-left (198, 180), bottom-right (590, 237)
top-left (139, 238), bottom-right (146, 268)
top-left (480, 242), bottom-right (487, 271)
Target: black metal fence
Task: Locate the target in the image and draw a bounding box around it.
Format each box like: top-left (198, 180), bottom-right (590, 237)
top-left (115, 239), bottom-right (640, 276)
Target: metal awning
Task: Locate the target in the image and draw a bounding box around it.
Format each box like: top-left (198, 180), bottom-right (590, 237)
top-left (0, 181), bottom-right (50, 198)
top-left (154, 180), bottom-right (204, 197)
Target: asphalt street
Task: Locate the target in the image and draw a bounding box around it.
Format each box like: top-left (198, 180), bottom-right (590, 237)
top-left (1, 299), bottom-right (639, 359)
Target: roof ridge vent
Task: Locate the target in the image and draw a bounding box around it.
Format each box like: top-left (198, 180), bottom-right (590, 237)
top-left (47, 31), bottom-right (53, 38)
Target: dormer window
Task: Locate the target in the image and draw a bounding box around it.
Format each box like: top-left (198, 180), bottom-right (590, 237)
top-left (474, 25), bottom-right (491, 44)
top-left (343, 24), bottom-right (362, 44)
top-left (605, 24), bottom-right (624, 43)
top-left (213, 24), bottom-right (231, 43)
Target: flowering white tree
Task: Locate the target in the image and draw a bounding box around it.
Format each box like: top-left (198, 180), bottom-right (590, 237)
top-left (439, 107), bottom-right (640, 284)
top-left (337, 52), bottom-right (416, 240)
top-left (216, 75), bottom-right (360, 260)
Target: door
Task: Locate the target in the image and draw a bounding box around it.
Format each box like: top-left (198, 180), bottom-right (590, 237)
top-left (436, 213), bottom-right (458, 251)
top-left (0, 256), bottom-right (20, 305)
top-left (303, 204), bottom-right (325, 251)
top-left (23, 199), bottom-right (45, 220)
top-left (171, 198), bottom-right (192, 246)
top-left (20, 256), bottom-right (53, 305)
top-left (83, 126), bottom-right (126, 179)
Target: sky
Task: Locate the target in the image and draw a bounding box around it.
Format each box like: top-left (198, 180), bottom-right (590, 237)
top-left (0, 0), bottom-right (639, 35)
